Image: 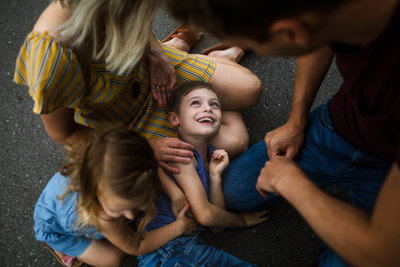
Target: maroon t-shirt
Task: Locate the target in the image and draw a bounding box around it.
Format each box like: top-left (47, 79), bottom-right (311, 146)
top-left (329, 4), bottom-right (400, 165)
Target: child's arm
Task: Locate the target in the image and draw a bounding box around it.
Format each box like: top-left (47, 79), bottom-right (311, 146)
top-left (158, 167), bottom-right (188, 217)
top-left (208, 149), bottom-right (229, 209)
top-left (97, 204), bottom-right (196, 255)
top-left (171, 157), bottom-right (268, 229)
top-left (208, 150), bottom-right (229, 233)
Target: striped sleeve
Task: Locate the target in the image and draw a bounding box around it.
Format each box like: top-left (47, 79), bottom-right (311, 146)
top-left (14, 32), bottom-right (86, 114)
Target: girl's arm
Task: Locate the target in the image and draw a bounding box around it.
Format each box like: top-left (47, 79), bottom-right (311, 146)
top-left (98, 204), bottom-right (195, 256)
top-left (158, 167), bottom-right (188, 217)
top-left (171, 159), bottom-right (268, 228)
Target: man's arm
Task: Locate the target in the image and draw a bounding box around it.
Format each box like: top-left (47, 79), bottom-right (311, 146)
top-left (257, 159), bottom-right (400, 266)
top-left (265, 46), bottom-right (334, 159)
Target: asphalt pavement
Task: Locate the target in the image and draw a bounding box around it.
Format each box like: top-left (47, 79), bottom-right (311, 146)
top-left (0, 1), bottom-right (344, 266)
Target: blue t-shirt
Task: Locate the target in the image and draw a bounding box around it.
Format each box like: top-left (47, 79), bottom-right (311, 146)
top-left (145, 145), bottom-right (214, 231)
top-left (34, 172), bottom-right (104, 257)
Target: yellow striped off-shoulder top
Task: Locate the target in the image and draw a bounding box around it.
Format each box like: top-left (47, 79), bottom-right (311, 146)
top-left (14, 31), bottom-right (216, 140)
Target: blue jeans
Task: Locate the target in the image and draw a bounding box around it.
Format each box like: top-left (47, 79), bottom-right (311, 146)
top-left (137, 234), bottom-right (256, 266)
top-left (222, 103), bottom-right (390, 266)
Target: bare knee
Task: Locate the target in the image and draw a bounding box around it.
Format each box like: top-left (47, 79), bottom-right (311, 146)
top-left (226, 129), bottom-right (249, 158)
top-left (78, 240), bottom-right (125, 267)
top-left (245, 73), bottom-right (263, 107)
top-left (211, 123), bottom-right (249, 159)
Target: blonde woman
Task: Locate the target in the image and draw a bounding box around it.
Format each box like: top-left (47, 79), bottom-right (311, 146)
top-left (14, 0), bottom-right (262, 173)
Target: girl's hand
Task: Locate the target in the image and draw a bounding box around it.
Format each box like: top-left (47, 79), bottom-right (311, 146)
top-left (147, 49), bottom-right (176, 107)
top-left (171, 192), bottom-right (189, 218)
top-left (149, 138), bottom-right (194, 174)
top-left (240, 210), bottom-right (270, 227)
top-left (176, 204), bottom-right (198, 236)
top-left (209, 149), bottom-right (230, 177)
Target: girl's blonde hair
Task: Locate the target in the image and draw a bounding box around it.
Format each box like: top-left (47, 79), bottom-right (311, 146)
top-left (55, 0), bottom-right (160, 73)
top-left (60, 128), bottom-right (160, 245)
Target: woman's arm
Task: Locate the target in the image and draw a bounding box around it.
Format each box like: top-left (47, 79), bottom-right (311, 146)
top-left (147, 31), bottom-right (176, 106)
top-left (98, 204), bottom-right (195, 256)
top-left (40, 107), bottom-right (94, 145)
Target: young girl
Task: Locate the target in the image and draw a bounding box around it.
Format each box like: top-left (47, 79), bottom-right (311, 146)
top-left (33, 128), bottom-right (196, 267)
top-left (137, 81), bottom-right (269, 266)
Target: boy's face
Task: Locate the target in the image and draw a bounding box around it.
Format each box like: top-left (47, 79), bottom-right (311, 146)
top-left (170, 88), bottom-right (222, 138)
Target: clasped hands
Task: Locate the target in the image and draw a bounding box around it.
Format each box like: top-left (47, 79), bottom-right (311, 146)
top-left (257, 121), bottom-right (308, 198)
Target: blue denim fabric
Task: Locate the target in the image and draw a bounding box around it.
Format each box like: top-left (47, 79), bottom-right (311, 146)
top-left (137, 235), bottom-right (256, 267)
top-left (34, 172), bottom-right (104, 257)
top-left (222, 103), bottom-right (390, 267)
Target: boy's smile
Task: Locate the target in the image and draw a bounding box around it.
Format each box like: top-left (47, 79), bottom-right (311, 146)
top-left (170, 88), bottom-right (222, 139)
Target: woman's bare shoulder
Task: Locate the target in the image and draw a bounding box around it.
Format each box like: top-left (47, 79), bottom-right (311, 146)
top-left (33, 1), bottom-right (70, 39)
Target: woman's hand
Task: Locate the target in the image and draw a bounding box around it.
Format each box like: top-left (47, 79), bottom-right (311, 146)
top-left (147, 32), bottom-right (176, 107)
top-left (209, 149), bottom-right (230, 178)
top-left (176, 203), bottom-right (198, 236)
top-left (149, 137), bottom-right (194, 173)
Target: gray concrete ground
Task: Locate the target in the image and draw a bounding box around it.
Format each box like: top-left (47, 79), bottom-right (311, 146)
top-left (1, 1), bottom-right (344, 266)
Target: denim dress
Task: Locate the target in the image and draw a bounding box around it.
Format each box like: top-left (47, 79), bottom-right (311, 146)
top-left (34, 172), bottom-right (104, 257)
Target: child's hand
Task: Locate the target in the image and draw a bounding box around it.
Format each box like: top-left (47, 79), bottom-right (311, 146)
top-left (176, 203), bottom-right (198, 235)
top-left (209, 149), bottom-right (229, 177)
top-left (240, 210), bottom-right (270, 227)
top-left (171, 192), bottom-right (188, 217)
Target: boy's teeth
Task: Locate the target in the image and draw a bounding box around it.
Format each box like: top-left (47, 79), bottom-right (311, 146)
top-left (198, 117), bottom-right (213, 122)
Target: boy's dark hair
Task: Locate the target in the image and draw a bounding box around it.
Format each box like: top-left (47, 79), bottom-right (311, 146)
top-left (168, 81), bottom-right (221, 114)
top-left (166, 0), bottom-right (346, 42)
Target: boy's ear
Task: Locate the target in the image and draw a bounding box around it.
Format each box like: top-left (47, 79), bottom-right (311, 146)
top-left (168, 112), bottom-right (180, 126)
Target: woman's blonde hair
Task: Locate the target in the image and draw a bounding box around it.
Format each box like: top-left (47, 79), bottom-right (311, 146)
top-left (56, 0), bottom-right (160, 73)
top-left (60, 128), bottom-right (160, 245)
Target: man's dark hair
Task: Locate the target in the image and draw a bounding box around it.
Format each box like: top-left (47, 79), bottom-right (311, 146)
top-left (166, 0), bottom-right (345, 42)
top-left (168, 81), bottom-right (221, 114)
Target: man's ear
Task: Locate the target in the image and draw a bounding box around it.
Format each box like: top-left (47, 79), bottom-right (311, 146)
top-left (269, 19), bottom-right (310, 46)
top-left (168, 112), bottom-right (179, 126)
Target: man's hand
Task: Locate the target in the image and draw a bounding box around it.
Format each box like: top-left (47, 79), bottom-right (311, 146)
top-left (149, 138), bottom-right (193, 173)
top-left (264, 121), bottom-right (305, 160)
top-left (256, 157), bottom-right (307, 198)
